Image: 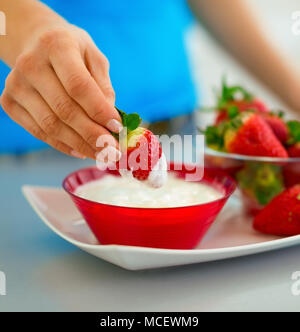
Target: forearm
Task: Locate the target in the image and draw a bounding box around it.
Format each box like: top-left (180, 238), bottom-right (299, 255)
top-left (188, 0), bottom-right (300, 109)
top-left (0, 0), bottom-right (66, 66)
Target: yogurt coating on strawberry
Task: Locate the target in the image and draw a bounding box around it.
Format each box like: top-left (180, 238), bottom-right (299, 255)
top-left (75, 173), bottom-right (223, 208)
top-left (117, 127), bottom-right (168, 188)
top-left (119, 152), bottom-right (168, 188)
top-left (147, 153), bottom-right (168, 188)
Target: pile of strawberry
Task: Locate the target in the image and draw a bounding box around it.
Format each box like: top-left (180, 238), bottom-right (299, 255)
top-left (204, 79), bottom-right (300, 158)
top-left (203, 79), bottom-right (300, 236)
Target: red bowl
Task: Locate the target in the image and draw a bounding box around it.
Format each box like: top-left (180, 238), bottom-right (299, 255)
top-left (63, 163), bottom-right (236, 249)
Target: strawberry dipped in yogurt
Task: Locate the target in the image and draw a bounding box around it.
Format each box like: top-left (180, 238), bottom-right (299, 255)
top-left (114, 108), bottom-right (167, 188)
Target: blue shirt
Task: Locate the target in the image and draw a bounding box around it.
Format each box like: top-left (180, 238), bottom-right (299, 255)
top-left (0, 0), bottom-right (198, 153)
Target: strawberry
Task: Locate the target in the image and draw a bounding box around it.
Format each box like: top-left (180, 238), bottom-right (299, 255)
top-left (253, 185), bottom-right (300, 236)
top-left (288, 143), bottom-right (300, 158)
top-left (261, 113), bottom-right (288, 144)
top-left (215, 111), bottom-right (229, 125)
top-left (283, 138), bottom-right (300, 188)
top-left (224, 112), bottom-right (288, 158)
top-left (282, 121), bottom-right (300, 187)
top-left (247, 99), bottom-right (269, 113)
top-left (118, 127), bottom-right (162, 181)
top-left (285, 120), bottom-right (300, 157)
top-left (114, 108), bottom-right (163, 182)
top-left (215, 99), bottom-right (269, 125)
top-left (215, 79), bottom-right (269, 125)
top-left (283, 162), bottom-right (300, 188)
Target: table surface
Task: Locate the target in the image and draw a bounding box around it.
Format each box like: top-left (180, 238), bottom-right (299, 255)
top-left (0, 150), bottom-right (300, 312)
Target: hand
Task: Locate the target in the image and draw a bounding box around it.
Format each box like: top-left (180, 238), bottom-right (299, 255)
top-left (1, 24), bottom-right (122, 159)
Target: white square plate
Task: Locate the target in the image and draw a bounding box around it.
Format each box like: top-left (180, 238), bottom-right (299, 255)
top-left (22, 186), bottom-right (300, 270)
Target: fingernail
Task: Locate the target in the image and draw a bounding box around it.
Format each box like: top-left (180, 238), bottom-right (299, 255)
top-left (106, 119), bottom-right (123, 134)
top-left (71, 150), bottom-right (87, 159)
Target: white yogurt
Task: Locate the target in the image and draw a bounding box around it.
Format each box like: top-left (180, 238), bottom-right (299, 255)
top-left (75, 173), bottom-right (223, 208)
top-left (119, 153), bottom-right (168, 189)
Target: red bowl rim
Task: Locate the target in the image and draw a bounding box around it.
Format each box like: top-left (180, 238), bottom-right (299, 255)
top-left (62, 163), bottom-right (237, 211)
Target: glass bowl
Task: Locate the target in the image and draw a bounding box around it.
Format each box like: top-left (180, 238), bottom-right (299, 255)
top-left (198, 110), bottom-right (300, 216)
top-left (62, 163), bottom-right (236, 250)
top-left (205, 147), bottom-right (300, 216)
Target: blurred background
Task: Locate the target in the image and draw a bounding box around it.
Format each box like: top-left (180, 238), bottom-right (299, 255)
top-left (190, 0), bottom-right (300, 110)
top-left (0, 0), bottom-right (300, 159)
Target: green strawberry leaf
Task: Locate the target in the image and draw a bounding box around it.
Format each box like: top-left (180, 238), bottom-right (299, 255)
top-left (227, 105), bottom-right (239, 119)
top-left (115, 106), bottom-right (127, 124)
top-left (203, 124), bottom-right (226, 150)
top-left (269, 110), bottom-right (285, 118)
top-left (237, 162), bottom-right (284, 206)
top-left (287, 120), bottom-right (300, 145)
top-left (277, 110), bottom-right (284, 118)
top-left (125, 113), bottom-right (142, 131)
top-left (115, 107), bottom-right (142, 133)
top-left (217, 76), bottom-right (253, 109)
top-left (228, 116), bottom-right (243, 130)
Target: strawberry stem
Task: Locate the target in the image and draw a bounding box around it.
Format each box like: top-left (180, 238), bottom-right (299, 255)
top-left (114, 106), bottom-right (142, 137)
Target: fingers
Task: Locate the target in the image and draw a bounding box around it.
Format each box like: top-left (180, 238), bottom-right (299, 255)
top-left (85, 44), bottom-right (115, 106)
top-left (4, 74), bottom-right (96, 159)
top-left (0, 93), bottom-right (86, 159)
top-left (15, 65), bottom-right (119, 151)
top-left (49, 44), bottom-right (122, 132)
top-left (3, 27), bottom-right (122, 160)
